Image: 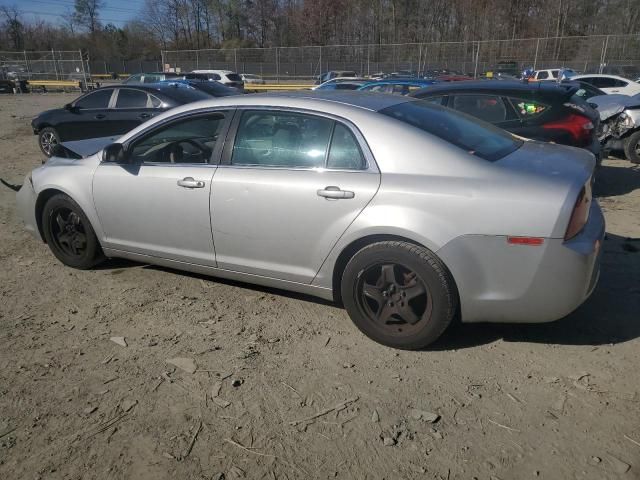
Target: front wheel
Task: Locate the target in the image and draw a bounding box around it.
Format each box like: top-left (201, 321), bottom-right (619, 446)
top-left (341, 241), bottom-right (457, 350)
top-left (42, 193), bottom-right (105, 269)
top-left (38, 127), bottom-right (60, 157)
top-left (623, 130), bottom-right (640, 164)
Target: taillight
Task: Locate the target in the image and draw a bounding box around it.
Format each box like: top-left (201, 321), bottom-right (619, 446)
top-left (542, 113), bottom-right (594, 146)
top-left (565, 182), bottom-right (592, 240)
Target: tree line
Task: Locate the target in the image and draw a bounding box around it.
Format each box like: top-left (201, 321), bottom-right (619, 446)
top-left (1, 0), bottom-right (639, 60)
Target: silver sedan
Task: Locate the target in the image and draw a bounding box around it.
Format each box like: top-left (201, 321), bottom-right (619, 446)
top-left (17, 92), bottom-right (604, 349)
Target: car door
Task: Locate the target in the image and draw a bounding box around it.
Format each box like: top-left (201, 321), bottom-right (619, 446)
top-left (108, 88), bottom-right (162, 135)
top-left (56, 88), bottom-right (115, 141)
top-left (210, 109), bottom-right (380, 284)
top-left (92, 111), bottom-right (232, 266)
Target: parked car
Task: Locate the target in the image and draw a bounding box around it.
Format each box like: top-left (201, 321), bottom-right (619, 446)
top-left (532, 69), bottom-right (571, 81)
top-left (241, 74), bottom-right (265, 85)
top-left (560, 80), bottom-right (606, 100)
top-left (0, 79), bottom-right (14, 94)
top-left (435, 75), bottom-right (473, 82)
top-left (31, 83), bottom-right (211, 156)
top-left (316, 70), bottom-right (357, 84)
top-left (123, 72), bottom-right (182, 84)
top-left (600, 65), bottom-right (640, 80)
top-left (312, 78), bottom-right (369, 90)
top-left (17, 91), bottom-right (603, 350)
top-left (568, 74), bottom-right (640, 96)
top-left (187, 70), bottom-right (244, 90)
top-left (358, 79), bottom-right (438, 95)
top-left (161, 79), bottom-right (242, 97)
top-left (589, 94), bottom-right (640, 163)
top-left (410, 80), bottom-right (601, 160)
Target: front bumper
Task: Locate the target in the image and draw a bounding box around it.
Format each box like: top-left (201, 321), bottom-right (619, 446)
top-left (16, 175), bottom-right (42, 241)
top-left (437, 201), bottom-right (605, 323)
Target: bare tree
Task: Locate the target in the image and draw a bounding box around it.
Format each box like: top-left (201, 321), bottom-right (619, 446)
top-left (73, 0), bottom-right (103, 35)
top-left (1, 6), bottom-right (24, 50)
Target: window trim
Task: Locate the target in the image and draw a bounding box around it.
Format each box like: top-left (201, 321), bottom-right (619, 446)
top-left (117, 109), bottom-right (234, 166)
top-left (219, 106), bottom-right (378, 173)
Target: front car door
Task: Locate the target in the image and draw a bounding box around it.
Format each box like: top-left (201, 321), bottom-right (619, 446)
top-left (92, 110), bottom-right (232, 266)
top-left (210, 109), bottom-right (380, 284)
top-left (56, 88), bottom-right (115, 141)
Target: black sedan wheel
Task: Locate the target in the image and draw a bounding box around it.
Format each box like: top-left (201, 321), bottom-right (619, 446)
top-left (38, 127), bottom-right (60, 157)
top-left (42, 193), bottom-right (104, 269)
top-left (341, 241), bottom-right (457, 350)
top-left (623, 131), bottom-right (640, 164)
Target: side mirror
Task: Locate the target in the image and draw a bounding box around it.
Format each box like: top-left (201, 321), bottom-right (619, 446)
top-left (64, 103), bottom-right (79, 112)
top-left (102, 143), bottom-right (128, 163)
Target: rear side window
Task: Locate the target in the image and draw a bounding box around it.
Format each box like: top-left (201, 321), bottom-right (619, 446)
top-left (451, 94), bottom-right (508, 122)
top-left (163, 87), bottom-right (211, 104)
top-left (232, 111), bottom-right (333, 168)
top-left (116, 89), bottom-right (149, 108)
top-left (380, 100), bottom-right (522, 161)
top-left (327, 124), bottom-right (366, 170)
top-left (226, 73), bottom-right (242, 81)
top-left (75, 89), bottom-right (113, 109)
top-left (537, 71), bottom-right (549, 80)
top-left (551, 70), bottom-right (559, 78)
top-left (509, 97), bottom-right (548, 117)
top-left (421, 95), bottom-right (446, 105)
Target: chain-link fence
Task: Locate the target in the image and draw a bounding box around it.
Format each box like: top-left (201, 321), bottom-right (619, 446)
top-left (0, 50), bottom-right (90, 82)
top-left (162, 34), bottom-right (640, 81)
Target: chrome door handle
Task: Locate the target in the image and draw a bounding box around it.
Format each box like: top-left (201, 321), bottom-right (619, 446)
top-left (139, 113), bottom-right (152, 119)
top-left (95, 114), bottom-right (106, 119)
top-left (177, 177), bottom-right (205, 189)
top-left (317, 186), bottom-right (355, 199)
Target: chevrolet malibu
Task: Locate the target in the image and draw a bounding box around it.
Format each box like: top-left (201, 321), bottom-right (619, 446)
top-left (16, 92), bottom-right (604, 349)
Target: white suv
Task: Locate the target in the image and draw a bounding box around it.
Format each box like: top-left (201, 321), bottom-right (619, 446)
top-left (187, 70), bottom-right (244, 90)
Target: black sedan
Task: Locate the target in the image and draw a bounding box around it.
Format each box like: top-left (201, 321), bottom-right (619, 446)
top-left (32, 84), bottom-right (211, 156)
top-left (409, 80), bottom-right (601, 159)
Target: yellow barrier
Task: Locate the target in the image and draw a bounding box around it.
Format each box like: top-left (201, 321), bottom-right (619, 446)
top-left (27, 80), bottom-right (83, 89)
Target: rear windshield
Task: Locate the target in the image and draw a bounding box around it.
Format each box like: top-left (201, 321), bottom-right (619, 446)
top-left (226, 73), bottom-right (242, 81)
top-left (379, 99), bottom-right (522, 161)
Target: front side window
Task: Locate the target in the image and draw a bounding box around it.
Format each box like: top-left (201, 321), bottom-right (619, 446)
top-left (380, 100), bottom-right (522, 162)
top-left (451, 94), bottom-right (508, 123)
top-left (75, 89), bottom-right (113, 109)
top-left (550, 70), bottom-right (559, 78)
top-left (115, 89), bottom-right (149, 108)
top-left (128, 113), bottom-right (226, 164)
top-left (231, 111), bottom-right (333, 168)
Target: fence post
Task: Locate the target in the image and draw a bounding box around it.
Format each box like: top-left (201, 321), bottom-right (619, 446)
top-left (234, 49), bottom-right (238, 72)
top-left (367, 44), bottom-right (370, 77)
top-left (418, 44), bottom-right (422, 75)
top-left (275, 47), bottom-right (279, 83)
top-left (23, 50), bottom-right (30, 80)
top-left (161, 50), bottom-right (165, 72)
top-left (599, 35), bottom-right (610, 73)
top-left (318, 45), bottom-right (322, 77)
top-left (473, 42), bottom-right (480, 78)
top-left (533, 38), bottom-right (540, 70)
top-left (196, 50), bottom-right (199, 69)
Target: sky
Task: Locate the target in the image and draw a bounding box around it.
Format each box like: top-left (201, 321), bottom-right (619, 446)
top-left (0, 0), bottom-right (144, 27)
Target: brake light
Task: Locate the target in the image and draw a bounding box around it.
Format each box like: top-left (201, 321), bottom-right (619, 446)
top-left (542, 113), bottom-right (594, 146)
top-left (565, 183), bottom-right (592, 240)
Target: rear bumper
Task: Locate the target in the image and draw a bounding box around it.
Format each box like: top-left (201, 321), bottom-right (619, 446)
top-left (437, 201), bottom-right (605, 323)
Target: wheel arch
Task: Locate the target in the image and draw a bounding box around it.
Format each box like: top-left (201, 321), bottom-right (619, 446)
top-left (331, 234), bottom-right (460, 306)
top-left (35, 188), bottom-right (70, 243)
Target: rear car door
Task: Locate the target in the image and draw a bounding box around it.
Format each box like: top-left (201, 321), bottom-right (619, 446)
top-left (210, 109), bottom-right (380, 283)
top-left (56, 88), bottom-right (115, 140)
top-left (108, 88), bottom-right (163, 135)
top-left (93, 111), bottom-right (231, 266)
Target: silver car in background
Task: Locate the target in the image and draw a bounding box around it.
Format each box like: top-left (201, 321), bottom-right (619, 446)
top-left (16, 92), bottom-right (604, 349)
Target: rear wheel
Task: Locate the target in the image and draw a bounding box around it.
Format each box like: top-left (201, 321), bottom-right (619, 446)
top-left (341, 241), bottom-right (457, 350)
top-left (42, 193), bottom-right (104, 269)
top-left (623, 130), bottom-right (640, 164)
top-left (38, 127), bottom-right (60, 157)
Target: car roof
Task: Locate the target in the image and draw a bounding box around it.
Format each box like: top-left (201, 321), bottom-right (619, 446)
top-left (571, 74), bottom-right (625, 79)
top-left (411, 80), bottom-right (576, 97)
top-left (368, 79), bottom-right (435, 85)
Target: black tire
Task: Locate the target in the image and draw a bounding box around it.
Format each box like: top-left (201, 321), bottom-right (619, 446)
top-left (42, 193), bottom-right (105, 269)
top-left (341, 241), bottom-right (457, 350)
top-left (623, 130), bottom-right (640, 164)
top-left (38, 127), bottom-right (60, 157)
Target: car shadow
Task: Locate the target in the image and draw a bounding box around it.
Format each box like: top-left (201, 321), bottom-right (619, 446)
top-left (594, 163), bottom-right (640, 197)
top-left (93, 236), bottom-right (639, 349)
top-left (430, 233), bottom-right (640, 350)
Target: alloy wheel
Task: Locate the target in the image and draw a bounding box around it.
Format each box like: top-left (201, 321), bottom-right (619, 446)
top-left (356, 262), bottom-right (432, 335)
top-left (48, 207), bottom-right (87, 257)
top-left (40, 131), bottom-right (58, 155)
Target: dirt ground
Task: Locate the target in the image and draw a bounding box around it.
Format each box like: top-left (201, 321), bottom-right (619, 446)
top-left (0, 93), bottom-right (639, 480)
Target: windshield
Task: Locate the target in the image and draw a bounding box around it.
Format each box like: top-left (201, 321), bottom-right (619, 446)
top-left (380, 100), bottom-right (522, 161)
